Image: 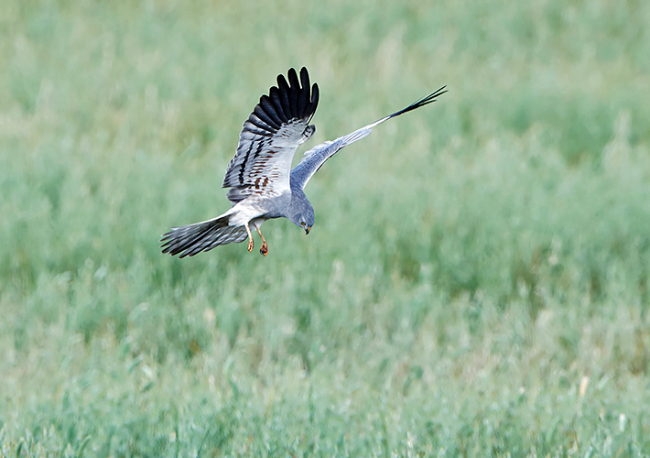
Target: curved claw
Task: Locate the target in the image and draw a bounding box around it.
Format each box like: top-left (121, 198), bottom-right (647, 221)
top-left (260, 242), bottom-right (268, 256)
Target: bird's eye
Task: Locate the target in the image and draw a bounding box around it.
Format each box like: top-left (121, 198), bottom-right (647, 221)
top-left (301, 222), bottom-right (306, 226)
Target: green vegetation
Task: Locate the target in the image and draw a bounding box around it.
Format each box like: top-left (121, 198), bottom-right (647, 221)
top-left (2, 0), bottom-right (650, 455)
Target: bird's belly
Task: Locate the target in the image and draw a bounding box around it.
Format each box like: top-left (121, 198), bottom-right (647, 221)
top-left (227, 196), bottom-right (286, 227)
top-left (249, 217), bottom-right (269, 231)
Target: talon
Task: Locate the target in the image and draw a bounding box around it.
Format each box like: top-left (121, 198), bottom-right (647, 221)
top-left (247, 238), bottom-right (254, 252)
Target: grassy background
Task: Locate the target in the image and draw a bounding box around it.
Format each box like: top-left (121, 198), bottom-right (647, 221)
top-left (2, 0), bottom-right (650, 456)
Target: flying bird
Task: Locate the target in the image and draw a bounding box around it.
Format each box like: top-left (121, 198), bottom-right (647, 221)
top-left (161, 67), bottom-right (446, 257)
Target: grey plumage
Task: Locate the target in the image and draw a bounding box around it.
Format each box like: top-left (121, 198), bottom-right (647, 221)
top-left (290, 87), bottom-right (447, 191)
top-left (161, 68), bottom-right (446, 257)
top-left (163, 216), bottom-right (248, 258)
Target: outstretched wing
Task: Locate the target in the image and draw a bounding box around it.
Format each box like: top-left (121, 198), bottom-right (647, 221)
top-left (222, 67), bottom-right (319, 204)
top-left (290, 86), bottom-right (447, 191)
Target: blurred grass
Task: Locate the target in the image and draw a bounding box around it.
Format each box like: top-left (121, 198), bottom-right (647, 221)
top-left (1, 0), bottom-right (650, 455)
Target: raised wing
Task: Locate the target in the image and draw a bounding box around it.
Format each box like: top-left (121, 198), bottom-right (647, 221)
top-left (290, 86), bottom-right (447, 191)
top-left (222, 67), bottom-right (319, 204)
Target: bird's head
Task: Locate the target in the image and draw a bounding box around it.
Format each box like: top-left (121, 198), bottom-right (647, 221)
top-left (289, 198), bottom-right (314, 235)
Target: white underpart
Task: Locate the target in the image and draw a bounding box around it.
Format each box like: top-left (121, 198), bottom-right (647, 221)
top-left (224, 198), bottom-right (269, 227)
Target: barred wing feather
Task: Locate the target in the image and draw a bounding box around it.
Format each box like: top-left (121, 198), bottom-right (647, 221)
top-left (222, 67), bottom-right (319, 204)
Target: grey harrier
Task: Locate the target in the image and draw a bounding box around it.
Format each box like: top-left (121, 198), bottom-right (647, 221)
top-left (161, 67), bottom-right (445, 257)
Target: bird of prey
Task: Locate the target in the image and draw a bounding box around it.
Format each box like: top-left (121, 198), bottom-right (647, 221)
top-left (161, 67), bottom-right (446, 257)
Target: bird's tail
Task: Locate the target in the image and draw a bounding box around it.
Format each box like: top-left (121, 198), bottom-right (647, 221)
top-left (161, 214), bottom-right (248, 257)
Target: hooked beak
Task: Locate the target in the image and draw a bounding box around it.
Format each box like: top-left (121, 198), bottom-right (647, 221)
top-left (305, 226), bottom-right (311, 235)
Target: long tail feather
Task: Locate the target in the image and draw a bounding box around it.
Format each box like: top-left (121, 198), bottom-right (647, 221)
top-left (161, 215), bottom-right (247, 258)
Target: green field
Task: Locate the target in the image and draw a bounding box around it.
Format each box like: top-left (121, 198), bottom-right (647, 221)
top-left (2, 0), bottom-right (650, 456)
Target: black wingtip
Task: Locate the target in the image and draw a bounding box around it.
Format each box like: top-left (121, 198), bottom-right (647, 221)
top-left (270, 67), bottom-right (319, 123)
top-left (387, 85), bottom-right (448, 120)
top-left (298, 68), bottom-right (311, 118)
top-left (244, 68), bottom-right (319, 137)
top-left (311, 83), bottom-right (319, 110)
top-left (299, 67), bottom-right (310, 87)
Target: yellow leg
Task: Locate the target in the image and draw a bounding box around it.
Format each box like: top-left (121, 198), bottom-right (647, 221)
top-left (257, 227), bottom-right (268, 256)
top-left (245, 224), bottom-right (254, 252)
